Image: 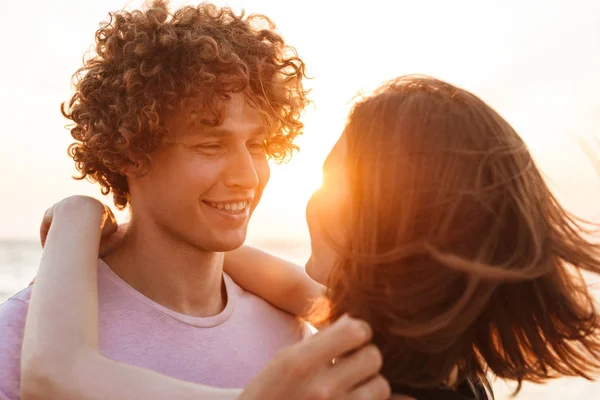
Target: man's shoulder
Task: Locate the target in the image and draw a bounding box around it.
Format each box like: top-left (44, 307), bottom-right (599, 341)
top-left (0, 288), bottom-right (32, 400)
top-left (0, 286), bottom-right (32, 338)
top-left (1, 286), bottom-right (33, 307)
top-left (0, 287), bottom-right (32, 320)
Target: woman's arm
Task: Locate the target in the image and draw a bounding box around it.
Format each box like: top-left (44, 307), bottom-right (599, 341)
top-left (21, 196), bottom-right (240, 400)
top-left (21, 196), bottom-right (390, 400)
top-left (224, 246), bottom-right (324, 318)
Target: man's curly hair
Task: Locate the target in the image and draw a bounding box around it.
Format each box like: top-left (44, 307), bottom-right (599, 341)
top-left (62, 0), bottom-right (309, 208)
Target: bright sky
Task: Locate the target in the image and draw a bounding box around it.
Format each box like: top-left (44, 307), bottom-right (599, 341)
top-left (1, 0), bottom-right (600, 246)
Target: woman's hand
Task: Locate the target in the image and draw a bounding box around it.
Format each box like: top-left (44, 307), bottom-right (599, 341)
top-left (39, 196), bottom-right (125, 255)
top-left (239, 315), bottom-right (391, 400)
top-left (30, 196), bottom-right (123, 286)
top-left (40, 195), bottom-right (117, 247)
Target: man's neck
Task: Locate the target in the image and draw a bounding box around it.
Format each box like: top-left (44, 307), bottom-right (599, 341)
top-left (103, 217), bottom-right (226, 318)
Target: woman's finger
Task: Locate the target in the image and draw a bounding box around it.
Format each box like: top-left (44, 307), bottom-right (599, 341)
top-left (292, 315), bottom-right (372, 367)
top-left (39, 207), bottom-right (54, 248)
top-left (326, 344), bottom-right (383, 393)
top-left (345, 374), bottom-right (391, 400)
top-left (99, 222), bottom-right (128, 257)
top-left (101, 205), bottom-right (118, 237)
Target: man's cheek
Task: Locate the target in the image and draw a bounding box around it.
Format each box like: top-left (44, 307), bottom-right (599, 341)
top-left (255, 161), bottom-right (271, 201)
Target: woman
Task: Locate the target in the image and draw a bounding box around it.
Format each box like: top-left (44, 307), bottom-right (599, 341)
top-left (22, 76), bottom-right (600, 399)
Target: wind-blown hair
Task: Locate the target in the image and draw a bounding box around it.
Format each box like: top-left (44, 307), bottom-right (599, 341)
top-left (312, 75), bottom-right (600, 393)
top-left (62, 0), bottom-right (309, 208)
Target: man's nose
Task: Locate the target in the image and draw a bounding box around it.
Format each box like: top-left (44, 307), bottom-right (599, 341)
top-left (223, 147), bottom-right (260, 190)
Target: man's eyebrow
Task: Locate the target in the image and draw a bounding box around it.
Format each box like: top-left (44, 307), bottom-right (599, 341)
top-left (194, 125), bottom-right (268, 137)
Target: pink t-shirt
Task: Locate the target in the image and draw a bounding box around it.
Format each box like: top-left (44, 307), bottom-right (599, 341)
top-left (0, 259), bottom-right (308, 399)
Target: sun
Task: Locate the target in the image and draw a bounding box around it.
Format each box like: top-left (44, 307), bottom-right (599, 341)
top-left (246, 113), bottom-right (344, 245)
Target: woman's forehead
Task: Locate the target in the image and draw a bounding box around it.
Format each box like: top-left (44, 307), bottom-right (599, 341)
top-left (323, 133), bottom-right (348, 171)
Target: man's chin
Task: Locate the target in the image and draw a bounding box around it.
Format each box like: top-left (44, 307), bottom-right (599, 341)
top-left (214, 242), bottom-right (245, 252)
top-left (204, 233), bottom-right (247, 252)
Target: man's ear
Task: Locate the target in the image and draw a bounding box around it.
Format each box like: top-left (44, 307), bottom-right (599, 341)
top-left (121, 158), bottom-right (146, 177)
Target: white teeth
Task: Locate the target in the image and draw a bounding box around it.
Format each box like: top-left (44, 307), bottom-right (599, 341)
top-left (207, 200), bottom-right (250, 213)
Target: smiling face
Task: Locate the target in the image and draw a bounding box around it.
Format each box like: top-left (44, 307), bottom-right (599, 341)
top-left (127, 93), bottom-right (270, 252)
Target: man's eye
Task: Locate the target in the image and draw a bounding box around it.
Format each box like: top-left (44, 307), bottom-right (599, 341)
top-left (195, 143), bottom-right (224, 154)
top-left (248, 142), bottom-right (267, 155)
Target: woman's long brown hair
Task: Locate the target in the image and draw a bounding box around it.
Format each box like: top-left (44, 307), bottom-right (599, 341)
top-left (311, 76), bottom-right (600, 393)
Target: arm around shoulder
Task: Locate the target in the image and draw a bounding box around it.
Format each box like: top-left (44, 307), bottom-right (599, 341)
top-left (224, 246), bottom-right (324, 317)
top-left (21, 347), bottom-right (242, 400)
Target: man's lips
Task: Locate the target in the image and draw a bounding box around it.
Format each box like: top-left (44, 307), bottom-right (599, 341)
top-left (202, 199), bottom-right (253, 214)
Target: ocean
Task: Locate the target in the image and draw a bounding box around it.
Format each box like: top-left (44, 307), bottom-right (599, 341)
top-left (0, 240), bottom-right (40, 302)
top-left (1, 239), bottom-right (599, 398)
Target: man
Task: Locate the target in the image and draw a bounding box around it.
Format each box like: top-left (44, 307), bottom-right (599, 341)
top-left (0, 1), bottom-right (387, 398)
